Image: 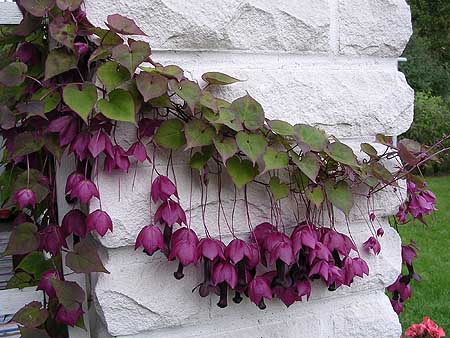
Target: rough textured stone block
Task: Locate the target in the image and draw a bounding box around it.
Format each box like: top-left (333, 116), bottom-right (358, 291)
top-left (338, 0), bottom-right (413, 56)
top-left (85, 0), bottom-right (331, 53)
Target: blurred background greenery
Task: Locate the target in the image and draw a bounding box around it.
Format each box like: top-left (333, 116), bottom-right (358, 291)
top-left (400, 0), bottom-right (450, 174)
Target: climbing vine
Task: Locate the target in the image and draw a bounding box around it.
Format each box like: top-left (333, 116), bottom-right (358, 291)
top-left (0, 0), bottom-right (448, 336)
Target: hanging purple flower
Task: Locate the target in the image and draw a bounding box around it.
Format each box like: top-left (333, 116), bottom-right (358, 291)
top-left (154, 200), bottom-right (186, 226)
top-left (14, 188), bottom-right (36, 209)
top-left (251, 222), bottom-right (276, 247)
top-left (291, 223), bottom-right (318, 255)
top-left (387, 276), bottom-right (412, 302)
top-left (69, 132), bottom-right (90, 161)
top-left (169, 228), bottom-right (199, 279)
top-left (390, 299), bottom-right (404, 315)
top-left (248, 276), bottom-right (272, 309)
top-left (321, 229), bottom-right (356, 256)
top-left (114, 145), bottom-right (131, 172)
top-left (363, 236), bottom-right (381, 255)
top-left (135, 225), bottom-right (165, 256)
top-left (377, 228), bottom-right (385, 237)
top-left (212, 262), bottom-right (238, 289)
top-left (197, 238), bottom-right (225, 261)
top-left (37, 269), bottom-right (60, 298)
top-left (151, 176), bottom-right (178, 203)
top-left (396, 204), bottom-right (408, 224)
top-left (245, 242), bottom-right (260, 269)
top-left (48, 115), bottom-right (77, 147)
top-left (86, 209), bottom-right (113, 236)
top-left (273, 285), bottom-right (299, 307)
top-left (65, 172), bottom-right (85, 195)
top-left (70, 179), bottom-right (100, 204)
top-left (265, 233), bottom-right (294, 266)
top-left (225, 238), bottom-right (252, 265)
top-left (309, 260), bottom-right (342, 287)
top-left (39, 225), bottom-right (67, 256)
top-left (127, 141), bottom-right (147, 163)
top-left (308, 242), bottom-right (333, 264)
top-left (402, 243), bottom-right (417, 266)
top-left (56, 304), bottom-right (84, 327)
top-left (88, 130), bottom-right (114, 158)
top-left (295, 279), bottom-right (312, 301)
top-left (341, 257), bottom-right (369, 286)
top-left (61, 209), bottom-right (87, 238)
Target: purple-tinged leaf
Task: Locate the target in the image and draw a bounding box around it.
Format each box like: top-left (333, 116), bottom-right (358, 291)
top-left (231, 94), bottom-right (265, 131)
top-left (45, 48), bottom-right (78, 80)
top-left (170, 79), bottom-right (202, 112)
top-left (136, 72), bottom-right (168, 102)
top-left (112, 41), bottom-right (151, 74)
top-left (49, 16), bottom-right (77, 50)
top-left (201, 71), bottom-right (241, 86)
top-left (292, 152), bottom-right (320, 183)
top-left (20, 0), bottom-right (56, 17)
top-left (31, 87), bottom-right (61, 113)
top-left (106, 14), bottom-right (147, 36)
top-left (13, 301), bottom-right (48, 328)
top-left (51, 279), bottom-right (85, 311)
top-left (66, 240), bottom-right (109, 273)
top-left (56, 0), bottom-right (82, 11)
top-left (16, 101), bottom-right (46, 118)
top-left (235, 132), bottom-right (267, 165)
top-left (0, 62), bottom-right (28, 87)
top-left (184, 120), bottom-right (215, 149)
top-left (2, 223), bottom-right (39, 256)
top-left (12, 132), bottom-right (45, 157)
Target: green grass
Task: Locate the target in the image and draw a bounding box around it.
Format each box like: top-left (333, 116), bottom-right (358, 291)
top-left (398, 176), bottom-right (450, 333)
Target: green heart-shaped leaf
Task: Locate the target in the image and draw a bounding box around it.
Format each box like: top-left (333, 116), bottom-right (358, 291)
top-left (12, 132), bottom-right (45, 157)
top-left (268, 119), bottom-right (294, 136)
top-left (294, 124), bottom-right (328, 152)
top-left (31, 88), bottom-right (61, 113)
top-left (153, 119), bottom-right (186, 150)
top-left (360, 143), bottom-right (378, 158)
top-left (112, 41), bottom-right (151, 74)
top-left (143, 65), bottom-right (184, 81)
top-left (171, 80), bottom-right (202, 111)
top-left (201, 72), bottom-right (241, 85)
top-left (136, 72), bottom-right (168, 102)
top-left (325, 180), bottom-right (353, 216)
top-left (326, 142), bottom-right (359, 167)
top-left (45, 48), bottom-right (77, 80)
top-left (226, 156), bottom-right (258, 189)
top-left (13, 301), bottom-right (48, 328)
top-left (231, 94), bottom-right (264, 130)
top-left (184, 120), bottom-right (215, 149)
top-left (214, 137), bottom-right (237, 163)
top-left (19, 327), bottom-right (50, 338)
top-left (97, 89), bottom-right (135, 123)
top-left (63, 83), bottom-right (98, 122)
top-left (306, 185), bottom-right (324, 208)
top-left (236, 132), bottom-right (267, 164)
top-left (66, 241), bottom-right (109, 274)
top-left (0, 62), bottom-right (28, 87)
top-left (292, 152), bottom-right (320, 183)
top-left (189, 152), bottom-right (211, 170)
top-left (97, 61), bottom-right (130, 92)
top-left (269, 176), bottom-right (289, 201)
top-left (263, 147), bottom-right (289, 172)
top-left (15, 252), bottom-right (53, 280)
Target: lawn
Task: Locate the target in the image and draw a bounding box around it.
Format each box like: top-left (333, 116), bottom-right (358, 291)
top-left (397, 175), bottom-right (450, 333)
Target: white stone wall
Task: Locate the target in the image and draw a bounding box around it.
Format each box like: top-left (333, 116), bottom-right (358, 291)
top-left (82, 1), bottom-right (414, 337)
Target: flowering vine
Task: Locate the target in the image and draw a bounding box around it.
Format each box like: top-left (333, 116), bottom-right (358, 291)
top-left (0, 0), bottom-right (448, 337)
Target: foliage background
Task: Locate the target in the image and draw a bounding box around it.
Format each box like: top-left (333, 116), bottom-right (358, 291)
top-left (400, 0), bottom-right (450, 174)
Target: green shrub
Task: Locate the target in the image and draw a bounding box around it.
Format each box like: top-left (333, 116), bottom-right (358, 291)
top-left (402, 92), bottom-right (450, 174)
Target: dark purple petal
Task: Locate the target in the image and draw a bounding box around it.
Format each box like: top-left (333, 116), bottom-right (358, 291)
top-left (61, 209), bottom-right (87, 238)
top-left (56, 304), bottom-right (84, 327)
top-left (212, 262), bottom-right (238, 289)
top-left (39, 225), bottom-right (67, 256)
top-left (135, 225), bottom-right (165, 255)
top-left (127, 141), bottom-right (147, 163)
top-left (71, 179), bottom-right (100, 204)
top-left (86, 209), bottom-right (113, 236)
top-left (14, 188), bottom-right (36, 209)
top-left (37, 269), bottom-right (60, 298)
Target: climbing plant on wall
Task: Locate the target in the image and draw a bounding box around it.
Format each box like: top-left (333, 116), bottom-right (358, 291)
top-left (0, 1), bottom-right (448, 336)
